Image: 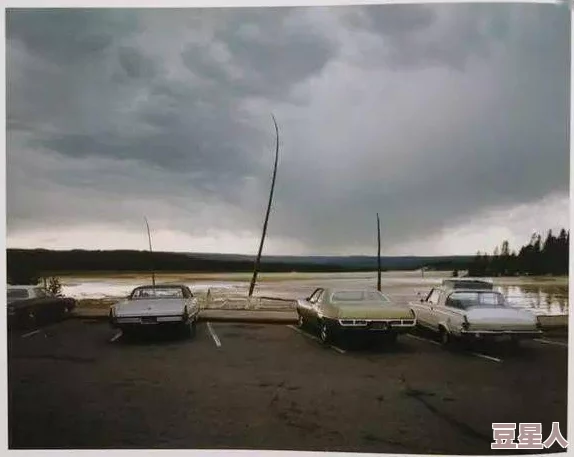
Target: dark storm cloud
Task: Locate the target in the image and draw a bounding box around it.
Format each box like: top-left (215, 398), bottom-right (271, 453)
top-left (6, 5), bottom-right (570, 254)
top-left (180, 8), bottom-right (337, 100)
top-left (6, 9), bottom-right (137, 64)
top-left (117, 45), bottom-right (159, 80)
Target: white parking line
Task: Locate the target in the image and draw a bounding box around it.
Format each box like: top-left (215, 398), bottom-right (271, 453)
top-left (534, 338), bottom-right (568, 348)
top-left (109, 331), bottom-right (123, 343)
top-left (21, 329), bottom-right (41, 339)
top-left (330, 344), bottom-right (346, 355)
top-left (406, 334), bottom-right (440, 346)
top-left (406, 334), bottom-right (502, 363)
top-left (207, 322), bottom-right (222, 348)
top-left (287, 325), bottom-right (346, 354)
top-left (470, 352), bottom-right (502, 363)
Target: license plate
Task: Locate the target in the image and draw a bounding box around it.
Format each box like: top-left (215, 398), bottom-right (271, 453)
top-left (493, 335), bottom-right (511, 342)
top-left (371, 322), bottom-right (389, 330)
top-left (141, 316), bottom-right (157, 325)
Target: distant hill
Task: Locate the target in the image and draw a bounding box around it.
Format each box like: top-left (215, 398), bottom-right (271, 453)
top-left (6, 248), bottom-right (474, 278)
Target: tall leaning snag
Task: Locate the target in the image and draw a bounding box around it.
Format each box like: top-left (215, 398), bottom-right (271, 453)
top-left (377, 213), bottom-right (382, 292)
top-left (144, 216), bottom-right (156, 287)
top-left (248, 114), bottom-right (280, 298)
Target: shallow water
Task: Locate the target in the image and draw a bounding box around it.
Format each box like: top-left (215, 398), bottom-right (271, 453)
top-left (59, 271), bottom-right (569, 316)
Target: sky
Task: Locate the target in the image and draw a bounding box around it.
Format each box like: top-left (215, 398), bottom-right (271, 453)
top-left (5, 4), bottom-right (571, 256)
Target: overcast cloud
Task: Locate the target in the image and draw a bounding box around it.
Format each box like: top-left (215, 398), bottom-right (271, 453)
top-left (6, 5), bottom-right (570, 256)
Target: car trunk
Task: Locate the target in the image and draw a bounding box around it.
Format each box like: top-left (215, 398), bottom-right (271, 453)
top-left (335, 303), bottom-right (412, 319)
top-left (115, 299), bottom-right (186, 317)
top-left (465, 307), bottom-right (537, 331)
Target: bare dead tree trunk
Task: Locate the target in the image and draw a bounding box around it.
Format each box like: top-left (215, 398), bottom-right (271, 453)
top-left (377, 212), bottom-right (382, 291)
top-left (248, 114), bottom-right (280, 298)
top-left (144, 216), bottom-right (156, 287)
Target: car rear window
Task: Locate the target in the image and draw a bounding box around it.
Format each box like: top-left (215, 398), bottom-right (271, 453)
top-left (446, 291), bottom-right (505, 309)
top-left (331, 290), bottom-right (390, 303)
top-left (131, 287), bottom-right (184, 299)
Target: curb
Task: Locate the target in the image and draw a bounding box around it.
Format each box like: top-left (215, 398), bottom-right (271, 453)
top-left (197, 315), bottom-right (297, 324)
top-left (71, 311), bottom-right (568, 332)
top-left (72, 310), bottom-right (298, 325)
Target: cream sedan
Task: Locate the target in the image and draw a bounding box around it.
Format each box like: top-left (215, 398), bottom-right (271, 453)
top-left (109, 284), bottom-right (199, 338)
top-left (410, 279), bottom-right (542, 346)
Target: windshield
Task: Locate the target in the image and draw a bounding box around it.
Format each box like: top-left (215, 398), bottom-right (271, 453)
top-left (331, 290), bottom-right (391, 303)
top-left (446, 291), bottom-right (506, 309)
top-left (7, 289), bottom-right (29, 300)
top-left (131, 287), bottom-right (185, 299)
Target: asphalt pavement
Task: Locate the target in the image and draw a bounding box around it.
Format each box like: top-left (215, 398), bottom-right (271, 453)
top-left (7, 318), bottom-right (568, 453)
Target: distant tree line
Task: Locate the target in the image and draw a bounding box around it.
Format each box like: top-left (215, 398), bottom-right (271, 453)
top-left (6, 248), bottom-right (481, 285)
top-left (468, 228), bottom-right (569, 277)
top-left (6, 249), bottom-right (387, 284)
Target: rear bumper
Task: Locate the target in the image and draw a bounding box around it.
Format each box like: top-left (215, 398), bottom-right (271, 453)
top-left (331, 318), bottom-right (416, 334)
top-left (110, 315), bottom-right (189, 329)
top-left (460, 329), bottom-right (543, 340)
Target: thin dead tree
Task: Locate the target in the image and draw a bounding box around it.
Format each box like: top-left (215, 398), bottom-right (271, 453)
top-left (248, 114), bottom-right (280, 298)
top-left (144, 216), bottom-right (156, 287)
top-left (377, 213), bottom-right (382, 292)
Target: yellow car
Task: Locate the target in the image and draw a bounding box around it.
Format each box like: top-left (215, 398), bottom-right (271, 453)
top-left (296, 287), bottom-right (416, 344)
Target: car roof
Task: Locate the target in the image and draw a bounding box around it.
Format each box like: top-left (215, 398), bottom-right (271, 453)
top-left (133, 284), bottom-right (188, 289)
top-left (446, 288), bottom-right (501, 294)
top-left (441, 279), bottom-right (494, 291)
top-left (320, 287), bottom-right (383, 294)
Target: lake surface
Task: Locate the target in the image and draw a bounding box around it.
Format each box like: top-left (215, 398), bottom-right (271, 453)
top-left (59, 271), bottom-right (569, 316)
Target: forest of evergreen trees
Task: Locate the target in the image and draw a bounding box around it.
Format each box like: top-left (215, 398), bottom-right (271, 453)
top-left (467, 228), bottom-right (569, 277)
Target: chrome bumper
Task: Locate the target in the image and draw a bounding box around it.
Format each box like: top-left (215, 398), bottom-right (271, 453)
top-left (460, 329), bottom-right (543, 339)
top-left (111, 315), bottom-right (185, 326)
top-left (337, 318), bottom-right (416, 331)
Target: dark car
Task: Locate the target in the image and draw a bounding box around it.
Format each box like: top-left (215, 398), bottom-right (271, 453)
top-left (7, 285), bottom-right (77, 330)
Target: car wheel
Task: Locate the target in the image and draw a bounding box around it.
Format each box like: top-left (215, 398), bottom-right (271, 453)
top-left (27, 309), bottom-right (37, 329)
top-left (181, 318), bottom-right (196, 339)
top-left (319, 321), bottom-right (331, 344)
top-left (439, 327), bottom-right (451, 347)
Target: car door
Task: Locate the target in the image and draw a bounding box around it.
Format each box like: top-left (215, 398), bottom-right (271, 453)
top-left (417, 288), bottom-right (442, 330)
top-left (308, 289), bottom-right (326, 329)
top-left (441, 292), bottom-right (467, 331)
top-left (299, 288), bottom-right (323, 326)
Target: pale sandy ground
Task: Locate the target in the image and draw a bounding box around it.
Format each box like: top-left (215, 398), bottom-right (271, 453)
top-left (58, 271), bottom-right (569, 316)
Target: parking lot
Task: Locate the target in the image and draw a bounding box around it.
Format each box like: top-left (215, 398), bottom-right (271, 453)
top-left (8, 318), bottom-right (568, 454)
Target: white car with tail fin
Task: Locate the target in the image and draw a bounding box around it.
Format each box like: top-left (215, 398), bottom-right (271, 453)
top-left (109, 284), bottom-right (199, 338)
top-left (409, 279), bottom-right (542, 346)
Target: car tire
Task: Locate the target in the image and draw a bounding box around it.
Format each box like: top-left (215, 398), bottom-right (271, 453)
top-left (27, 309), bottom-right (37, 329)
top-left (319, 321), bottom-right (331, 344)
top-left (181, 318), bottom-right (196, 339)
top-left (439, 327), bottom-right (452, 347)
